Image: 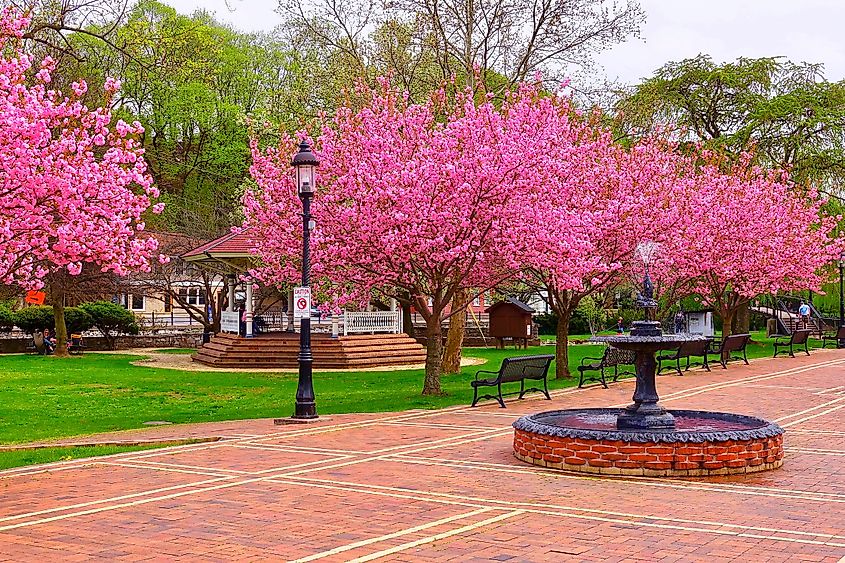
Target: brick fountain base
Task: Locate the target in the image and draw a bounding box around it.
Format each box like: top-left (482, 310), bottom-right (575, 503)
top-left (512, 409), bottom-right (784, 478)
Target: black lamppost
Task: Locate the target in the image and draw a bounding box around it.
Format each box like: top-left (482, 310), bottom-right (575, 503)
top-left (839, 251), bottom-right (844, 347)
top-left (292, 141), bottom-right (319, 419)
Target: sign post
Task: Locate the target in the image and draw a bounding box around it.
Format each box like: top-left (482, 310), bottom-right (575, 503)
top-left (293, 286), bottom-right (311, 320)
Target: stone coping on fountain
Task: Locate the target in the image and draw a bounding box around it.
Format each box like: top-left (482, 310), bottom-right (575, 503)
top-left (513, 409), bottom-right (785, 477)
top-left (592, 334), bottom-right (711, 345)
top-left (513, 409), bottom-right (784, 443)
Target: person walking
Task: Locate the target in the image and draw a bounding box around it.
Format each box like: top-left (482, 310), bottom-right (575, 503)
top-left (798, 301), bottom-right (811, 330)
top-left (616, 317), bottom-right (624, 334)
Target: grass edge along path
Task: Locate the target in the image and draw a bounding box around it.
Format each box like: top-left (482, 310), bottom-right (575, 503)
top-left (0, 332), bottom-right (784, 469)
top-left (0, 443), bottom-right (177, 471)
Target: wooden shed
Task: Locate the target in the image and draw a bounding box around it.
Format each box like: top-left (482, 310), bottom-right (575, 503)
top-left (486, 298), bottom-right (535, 349)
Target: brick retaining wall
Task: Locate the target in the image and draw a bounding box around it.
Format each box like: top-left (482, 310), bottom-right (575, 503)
top-left (513, 428), bottom-right (784, 477)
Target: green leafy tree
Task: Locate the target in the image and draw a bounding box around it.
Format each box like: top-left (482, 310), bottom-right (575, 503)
top-left (574, 295), bottom-right (607, 336)
top-left (615, 55), bottom-right (845, 198)
top-left (79, 301), bottom-right (140, 350)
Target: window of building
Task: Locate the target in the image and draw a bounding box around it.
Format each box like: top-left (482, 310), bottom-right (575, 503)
top-left (179, 288), bottom-right (206, 306)
top-left (129, 293), bottom-right (145, 311)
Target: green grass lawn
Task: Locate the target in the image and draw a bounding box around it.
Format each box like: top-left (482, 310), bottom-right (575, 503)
top-left (0, 330), bottom-right (793, 469)
top-left (0, 444), bottom-right (171, 470)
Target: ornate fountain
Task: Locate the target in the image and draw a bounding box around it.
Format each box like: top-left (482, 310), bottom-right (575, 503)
top-left (512, 244), bottom-right (784, 477)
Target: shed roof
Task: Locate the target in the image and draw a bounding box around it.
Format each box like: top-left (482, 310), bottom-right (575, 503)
top-left (485, 297), bottom-right (535, 314)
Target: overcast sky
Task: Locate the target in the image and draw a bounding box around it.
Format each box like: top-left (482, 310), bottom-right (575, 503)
top-left (163, 0), bottom-right (845, 84)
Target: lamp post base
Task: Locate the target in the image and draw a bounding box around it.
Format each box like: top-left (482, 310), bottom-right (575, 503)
top-left (275, 415), bottom-right (325, 425)
top-left (292, 403), bottom-right (318, 419)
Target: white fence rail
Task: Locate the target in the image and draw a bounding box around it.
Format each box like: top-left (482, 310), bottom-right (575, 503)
top-left (343, 310), bottom-right (402, 336)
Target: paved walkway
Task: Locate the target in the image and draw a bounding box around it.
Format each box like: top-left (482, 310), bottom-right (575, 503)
top-left (1, 350), bottom-right (845, 562)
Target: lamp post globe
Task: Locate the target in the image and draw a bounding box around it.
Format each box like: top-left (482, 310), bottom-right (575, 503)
top-left (292, 140), bottom-right (319, 419)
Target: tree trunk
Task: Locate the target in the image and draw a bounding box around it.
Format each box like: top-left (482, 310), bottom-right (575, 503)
top-left (734, 301), bottom-right (750, 334)
top-left (554, 308), bottom-right (573, 379)
top-left (401, 301), bottom-right (414, 335)
top-left (52, 291), bottom-right (69, 358)
top-left (422, 316), bottom-right (444, 395)
top-left (721, 309), bottom-right (735, 338)
top-left (441, 289), bottom-right (467, 374)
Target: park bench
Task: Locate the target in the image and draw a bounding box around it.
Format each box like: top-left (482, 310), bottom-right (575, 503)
top-left (68, 334), bottom-right (85, 355)
top-left (707, 333), bottom-right (750, 369)
top-left (470, 354), bottom-right (554, 408)
top-left (821, 326), bottom-right (845, 349)
top-left (773, 329), bottom-right (812, 358)
top-left (577, 346), bottom-right (636, 389)
top-left (657, 339), bottom-right (711, 376)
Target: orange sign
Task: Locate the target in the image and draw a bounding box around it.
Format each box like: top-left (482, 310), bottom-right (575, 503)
top-left (24, 291), bottom-right (46, 305)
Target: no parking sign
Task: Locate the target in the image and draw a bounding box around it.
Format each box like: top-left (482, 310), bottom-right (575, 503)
top-left (293, 286), bottom-right (311, 319)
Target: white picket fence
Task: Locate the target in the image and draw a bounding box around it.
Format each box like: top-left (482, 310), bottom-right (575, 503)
top-left (343, 310), bottom-right (402, 336)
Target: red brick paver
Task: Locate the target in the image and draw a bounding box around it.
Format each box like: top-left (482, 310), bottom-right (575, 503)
top-left (1, 350), bottom-right (845, 561)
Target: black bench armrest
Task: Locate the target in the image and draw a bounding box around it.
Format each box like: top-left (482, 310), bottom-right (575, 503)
top-left (474, 369), bottom-right (499, 381)
top-left (579, 356), bottom-right (604, 367)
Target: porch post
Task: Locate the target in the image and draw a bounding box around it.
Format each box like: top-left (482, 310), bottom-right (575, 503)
top-left (245, 283), bottom-right (254, 338)
top-left (227, 274), bottom-right (236, 313)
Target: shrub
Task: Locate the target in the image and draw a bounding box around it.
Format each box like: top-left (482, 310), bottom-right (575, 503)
top-left (0, 306), bottom-right (15, 331)
top-left (79, 301), bottom-right (139, 349)
top-left (64, 307), bottom-right (94, 334)
top-left (534, 312), bottom-right (558, 335)
top-left (14, 306), bottom-right (54, 334)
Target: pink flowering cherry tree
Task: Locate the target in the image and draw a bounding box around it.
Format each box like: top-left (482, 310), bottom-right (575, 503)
top-left (0, 11), bottom-right (163, 355)
top-left (525, 117), bottom-right (694, 378)
top-left (669, 153), bottom-right (841, 335)
top-left (245, 83), bottom-right (569, 395)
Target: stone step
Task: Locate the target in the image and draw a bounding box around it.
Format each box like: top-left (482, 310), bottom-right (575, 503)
top-left (192, 331), bottom-right (427, 370)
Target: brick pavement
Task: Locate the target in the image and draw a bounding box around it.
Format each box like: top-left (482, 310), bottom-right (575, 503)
top-left (1, 349), bottom-right (844, 561)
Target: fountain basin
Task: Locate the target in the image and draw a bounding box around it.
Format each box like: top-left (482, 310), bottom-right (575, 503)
top-left (513, 409), bottom-right (784, 477)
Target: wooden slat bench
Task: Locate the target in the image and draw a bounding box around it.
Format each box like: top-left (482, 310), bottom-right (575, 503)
top-left (470, 354), bottom-right (554, 408)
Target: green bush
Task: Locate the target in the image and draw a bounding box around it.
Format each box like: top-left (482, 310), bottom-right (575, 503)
top-left (79, 301), bottom-right (139, 349)
top-left (64, 307), bottom-right (94, 334)
top-left (534, 312), bottom-right (558, 335)
top-left (0, 306), bottom-right (15, 332)
top-left (14, 306), bottom-right (54, 334)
